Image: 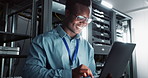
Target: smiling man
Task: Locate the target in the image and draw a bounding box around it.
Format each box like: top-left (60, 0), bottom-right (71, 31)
top-left (22, 0), bottom-right (96, 78)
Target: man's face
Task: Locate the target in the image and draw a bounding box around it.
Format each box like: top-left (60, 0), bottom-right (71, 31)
top-left (65, 3), bottom-right (91, 34)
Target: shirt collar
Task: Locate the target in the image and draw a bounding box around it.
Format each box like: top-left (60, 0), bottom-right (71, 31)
top-left (56, 25), bottom-right (81, 39)
top-left (56, 25), bottom-right (66, 38)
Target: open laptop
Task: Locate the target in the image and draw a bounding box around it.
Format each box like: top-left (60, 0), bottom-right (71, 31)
top-left (95, 41), bottom-right (136, 78)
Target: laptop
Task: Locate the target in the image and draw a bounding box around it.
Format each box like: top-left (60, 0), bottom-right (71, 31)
top-left (95, 41), bottom-right (136, 78)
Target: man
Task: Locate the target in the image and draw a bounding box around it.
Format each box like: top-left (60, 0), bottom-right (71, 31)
top-left (22, 0), bottom-right (96, 78)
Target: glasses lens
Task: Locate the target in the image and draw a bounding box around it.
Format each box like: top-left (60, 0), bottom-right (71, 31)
top-left (77, 16), bottom-right (85, 20)
top-left (76, 16), bottom-right (92, 23)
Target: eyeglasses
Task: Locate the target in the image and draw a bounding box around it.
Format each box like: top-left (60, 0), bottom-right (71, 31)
top-left (74, 15), bottom-right (92, 24)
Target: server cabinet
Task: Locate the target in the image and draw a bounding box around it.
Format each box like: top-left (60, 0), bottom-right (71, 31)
top-left (113, 9), bottom-right (132, 43)
top-left (88, 2), bottom-right (114, 55)
top-left (113, 9), bottom-right (133, 78)
top-left (89, 1), bottom-right (133, 77)
top-left (88, 1), bottom-right (114, 75)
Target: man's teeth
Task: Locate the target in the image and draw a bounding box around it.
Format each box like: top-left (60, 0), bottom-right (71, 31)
top-left (77, 26), bottom-right (83, 29)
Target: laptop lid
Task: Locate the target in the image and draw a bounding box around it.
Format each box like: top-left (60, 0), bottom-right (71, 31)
top-left (99, 41), bottom-right (136, 78)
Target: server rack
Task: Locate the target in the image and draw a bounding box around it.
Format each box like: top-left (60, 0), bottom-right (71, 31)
top-left (88, 1), bottom-right (114, 75)
top-left (89, 1), bottom-right (133, 77)
top-left (113, 9), bottom-right (133, 78)
top-left (89, 2), bottom-right (113, 55)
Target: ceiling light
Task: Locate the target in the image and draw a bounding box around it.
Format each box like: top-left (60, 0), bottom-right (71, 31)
top-left (101, 1), bottom-right (113, 9)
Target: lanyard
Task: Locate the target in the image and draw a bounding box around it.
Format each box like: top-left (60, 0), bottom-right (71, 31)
top-left (62, 38), bottom-right (79, 64)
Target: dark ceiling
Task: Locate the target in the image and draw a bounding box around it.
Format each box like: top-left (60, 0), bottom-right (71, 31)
top-left (0, 0), bottom-right (66, 10)
top-left (0, 0), bottom-right (32, 5)
top-left (0, 0), bottom-right (32, 10)
top-left (0, 0), bottom-right (66, 6)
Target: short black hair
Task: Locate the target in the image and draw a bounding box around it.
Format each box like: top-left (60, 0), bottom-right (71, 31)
top-left (65, 0), bottom-right (92, 12)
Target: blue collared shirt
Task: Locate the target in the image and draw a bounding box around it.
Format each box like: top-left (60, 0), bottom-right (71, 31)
top-left (22, 26), bottom-right (96, 78)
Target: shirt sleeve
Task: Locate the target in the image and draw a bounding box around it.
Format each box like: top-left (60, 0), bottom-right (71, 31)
top-left (88, 45), bottom-right (97, 76)
top-left (22, 36), bottom-right (72, 78)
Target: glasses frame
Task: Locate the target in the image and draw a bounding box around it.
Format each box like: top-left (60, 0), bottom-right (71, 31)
top-left (71, 13), bottom-right (92, 23)
top-left (76, 15), bottom-right (92, 23)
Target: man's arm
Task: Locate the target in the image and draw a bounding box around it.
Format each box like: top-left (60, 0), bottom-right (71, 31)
top-left (22, 64), bottom-right (72, 78)
top-left (22, 38), bottom-right (72, 78)
top-left (72, 43), bottom-right (97, 78)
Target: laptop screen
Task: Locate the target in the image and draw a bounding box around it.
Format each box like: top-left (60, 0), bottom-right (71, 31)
top-left (98, 41), bottom-right (136, 78)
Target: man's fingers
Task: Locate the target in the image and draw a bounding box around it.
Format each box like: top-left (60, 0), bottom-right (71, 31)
top-left (80, 69), bottom-right (94, 78)
top-left (87, 69), bottom-right (94, 78)
top-left (80, 69), bottom-right (88, 72)
top-left (83, 73), bottom-right (87, 77)
top-left (79, 69), bottom-right (88, 75)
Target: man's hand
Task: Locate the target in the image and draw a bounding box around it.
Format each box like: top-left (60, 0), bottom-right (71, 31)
top-left (72, 64), bottom-right (94, 78)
